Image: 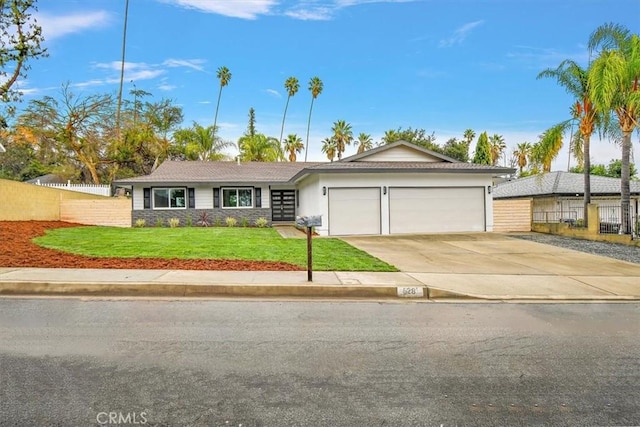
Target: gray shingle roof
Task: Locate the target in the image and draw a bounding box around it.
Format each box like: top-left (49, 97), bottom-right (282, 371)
top-left (493, 171), bottom-right (640, 199)
top-left (116, 161), bottom-right (321, 185)
top-left (289, 161), bottom-right (513, 181)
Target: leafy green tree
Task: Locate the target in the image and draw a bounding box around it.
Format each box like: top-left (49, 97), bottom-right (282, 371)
top-left (213, 66), bottom-right (231, 141)
top-left (381, 127), bottom-right (441, 152)
top-left (356, 132), bottom-right (373, 154)
top-left (442, 138), bottom-right (469, 162)
top-left (144, 99), bottom-right (184, 171)
top-left (588, 23), bottom-right (639, 234)
top-left (331, 120), bottom-right (353, 160)
top-left (472, 132), bottom-right (491, 165)
top-left (16, 84), bottom-right (115, 184)
top-left (0, 0), bottom-right (47, 119)
top-left (279, 77), bottom-right (299, 146)
top-left (173, 122), bottom-right (233, 161)
top-left (570, 160), bottom-right (637, 179)
top-left (283, 134), bottom-right (304, 162)
top-left (321, 137), bottom-right (337, 162)
top-left (304, 76), bottom-right (323, 161)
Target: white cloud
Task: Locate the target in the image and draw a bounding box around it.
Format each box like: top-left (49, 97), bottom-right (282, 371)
top-left (507, 45), bottom-right (589, 68)
top-left (158, 0), bottom-right (277, 19)
top-left (158, 83), bottom-right (177, 91)
top-left (163, 59), bottom-right (207, 72)
top-left (284, 7), bottom-right (333, 20)
top-left (37, 11), bottom-right (111, 41)
top-left (266, 89), bottom-right (282, 98)
top-left (439, 20), bottom-right (484, 48)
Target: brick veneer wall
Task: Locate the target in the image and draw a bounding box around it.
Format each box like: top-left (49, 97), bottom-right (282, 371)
top-left (132, 208), bottom-right (273, 227)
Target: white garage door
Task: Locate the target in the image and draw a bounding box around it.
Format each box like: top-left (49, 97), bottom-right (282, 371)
top-left (329, 188), bottom-right (381, 236)
top-left (389, 187), bottom-right (485, 234)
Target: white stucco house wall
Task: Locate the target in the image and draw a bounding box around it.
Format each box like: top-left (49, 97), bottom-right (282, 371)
top-left (116, 141), bottom-right (514, 235)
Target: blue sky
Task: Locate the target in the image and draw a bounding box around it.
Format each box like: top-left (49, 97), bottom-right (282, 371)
top-left (16, 0), bottom-right (640, 168)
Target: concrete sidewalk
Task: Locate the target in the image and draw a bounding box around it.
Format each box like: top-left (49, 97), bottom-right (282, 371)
top-left (1, 267), bottom-right (639, 301)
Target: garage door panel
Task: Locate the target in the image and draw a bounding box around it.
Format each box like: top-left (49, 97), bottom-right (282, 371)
top-left (329, 188), bottom-right (381, 236)
top-left (390, 187), bottom-right (485, 234)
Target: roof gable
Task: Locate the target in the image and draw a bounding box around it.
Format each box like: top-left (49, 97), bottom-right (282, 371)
top-left (340, 140), bottom-right (458, 163)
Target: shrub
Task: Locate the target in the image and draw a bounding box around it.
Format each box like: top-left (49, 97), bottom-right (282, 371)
top-left (240, 217), bottom-right (249, 227)
top-left (197, 211), bottom-right (210, 227)
top-left (169, 218), bottom-right (180, 228)
top-left (225, 217), bottom-right (237, 227)
top-left (255, 217), bottom-right (268, 228)
top-left (155, 217), bottom-right (164, 228)
top-left (134, 218), bottom-right (146, 228)
top-left (213, 217), bottom-right (222, 227)
top-left (186, 214), bottom-right (193, 227)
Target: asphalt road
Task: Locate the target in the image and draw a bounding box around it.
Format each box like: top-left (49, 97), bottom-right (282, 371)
top-left (0, 299), bottom-right (639, 426)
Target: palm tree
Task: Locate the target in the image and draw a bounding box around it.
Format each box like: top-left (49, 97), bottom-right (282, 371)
top-left (488, 134), bottom-right (506, 166)
top-left (279, 77), bottom-right (299, 147)
top-left (321, 137), bottom-right (337, 162)
top-left (213, 66), bottom-right (231, 141)
top-left (538, 60), bottom-right (601, 227)
top-left (238, 133), bottom-right (282, 162)
top-left (356, 132), bottom-right (373, 154)
top-left (514, 142), bottom-right (532, 175)
top-left (529, 124), bottom-right (566, 172)
top-left (332, 120), bottom-right (353, 160)
top-left (174, 122), bottom-right (233, 161)
top-left (588, 23), bottom-right (639, 234)
top-left (304, 77), bottom-right (323, 161)
top-left (283, 134), bottom-right (304, 162)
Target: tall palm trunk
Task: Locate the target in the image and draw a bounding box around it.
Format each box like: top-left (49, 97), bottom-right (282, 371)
top-left (582, 135), bottom-right (591, 227)
top-left (621, 130), bottom-right (632, 234)
top-left (279, 95), bottom-right (291, 147)
top-left (304, 98), bottom-right (315, 162)
top-left (116, 0), bottom-right (130, 141)
top-left (212, 85), bottom-right (223, 139)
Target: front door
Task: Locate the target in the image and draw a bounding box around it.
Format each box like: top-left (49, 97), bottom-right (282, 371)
top-left (271, 190), bottom-right (296, 221)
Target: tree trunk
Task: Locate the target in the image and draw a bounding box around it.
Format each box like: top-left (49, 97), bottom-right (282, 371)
top-left (583, 134), bottom-right (591, 228)
top-left (621, 130), bottom-right (632, 234)
top-left (279, 96), bottom-right (290, 146)
top-left (304, 98), bottom-right (315, 162)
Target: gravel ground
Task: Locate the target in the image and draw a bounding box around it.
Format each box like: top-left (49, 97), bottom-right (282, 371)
top-left (509, 233), bottom-right (640, 264)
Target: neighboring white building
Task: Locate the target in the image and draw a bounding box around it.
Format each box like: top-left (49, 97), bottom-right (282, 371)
top-left (116, 141), bottom-right (514, 235)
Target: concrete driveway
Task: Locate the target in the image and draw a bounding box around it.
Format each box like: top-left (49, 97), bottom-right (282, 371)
top-left (341, 233), bottom-right (640, 299)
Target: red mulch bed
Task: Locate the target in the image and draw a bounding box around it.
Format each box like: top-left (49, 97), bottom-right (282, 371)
top-left (0, 221), bottom-right (303, 271)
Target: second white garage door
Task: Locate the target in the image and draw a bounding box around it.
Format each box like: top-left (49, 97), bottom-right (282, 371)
top-left (329, 188), bottom-right (381, 236)
top-left (389, 187), bottom-right (485, 234)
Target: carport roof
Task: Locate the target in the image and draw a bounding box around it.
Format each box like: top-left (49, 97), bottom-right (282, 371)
top-left (493, 171), bottom-right (640, 199)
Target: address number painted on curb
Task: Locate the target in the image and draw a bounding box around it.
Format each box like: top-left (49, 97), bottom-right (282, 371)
top-left (397, 286), bottom-right (425, 298)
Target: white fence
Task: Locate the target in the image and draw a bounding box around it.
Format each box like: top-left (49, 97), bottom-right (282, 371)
top-left (34, 180), bottom-right (111, 197)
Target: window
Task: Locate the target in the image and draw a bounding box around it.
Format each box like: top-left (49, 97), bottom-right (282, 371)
top-left (153, 188), bottom-right (186, 209)
top-left (222, 188), bottom-right (253, 208)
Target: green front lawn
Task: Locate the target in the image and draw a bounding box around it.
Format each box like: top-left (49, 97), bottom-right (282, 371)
top-left (33, 227), bottom-right (398, 272)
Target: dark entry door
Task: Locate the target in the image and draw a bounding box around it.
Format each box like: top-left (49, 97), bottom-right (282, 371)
top-left (271, 190), bottom-right (296, 221)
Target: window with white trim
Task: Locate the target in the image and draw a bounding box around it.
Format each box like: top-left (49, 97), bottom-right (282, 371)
top-left (222, 188), bottom-right (253, 208)
top-left (153, 188), bottom-right (186, 209)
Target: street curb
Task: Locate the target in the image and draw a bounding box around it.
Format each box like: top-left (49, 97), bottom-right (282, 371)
top-left (1, 282), bottom-right (637, 301)
top-left (0, 281), bottom-right (419, 299)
